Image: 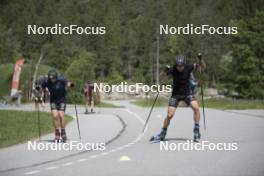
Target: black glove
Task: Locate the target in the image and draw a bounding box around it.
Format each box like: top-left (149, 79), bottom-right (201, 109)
top-left (197, 53), bottom-right (202, 61)
top-left (70, 83), bottom-right (75, 87)
top-left (35, 86), bottom-right (40, 91)
top-left (165, 65), bottom-right (170, 73)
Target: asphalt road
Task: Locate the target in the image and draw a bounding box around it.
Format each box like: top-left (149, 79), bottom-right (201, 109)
top-left (0, 101), bottom-right (264, 176)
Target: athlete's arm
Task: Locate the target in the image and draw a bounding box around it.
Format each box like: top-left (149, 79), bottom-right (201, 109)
top-left (67, 81), bottom-right (75, 88)
top-left (195, 53), bottom-right (206, 72)
top-left (160, 65), bottom-right (171, 80)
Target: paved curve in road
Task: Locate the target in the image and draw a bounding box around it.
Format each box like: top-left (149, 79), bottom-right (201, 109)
top-left (0, 101), bottom-right (264, 176)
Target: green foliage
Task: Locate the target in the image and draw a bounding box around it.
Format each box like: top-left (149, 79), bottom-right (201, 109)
top-left (0, 63), bottom-right (51, 99)
top-left (228, 11), bottom-right (264, 98)
top-left (65, 51), bottom-right (96, 83)
top-left (0, 1), bottom-right (264, 99)
top-left (0, 64), bottom-right (13, 98)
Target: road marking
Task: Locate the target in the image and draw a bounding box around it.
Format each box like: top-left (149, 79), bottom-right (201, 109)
top-left (110, 149), bottom-right (116, 153)
top-left (100, 152), bottom-right (108, 156)
top-left (24, 170), bottom-right (40, 175)
top-left (62, 162), bottom-right (73, 166)
top-left (126, 109), bottom-right (145, 125)
top-left (117, 146), bottom-right (125, 150)
top-left (89, 155), bottom-right (98, 158)
top-left (157, 114), bottom-right (162, 118)
top-left (23, 108), bottom-right (145, 175)
top-left (124, 144), bottom-right (130, 148)
top-left (45, 166), bottom-right (59, 170)
top-left (77, 158), bottom-right (87, 162)
top-left (119, 155), bottom-right (131, 161)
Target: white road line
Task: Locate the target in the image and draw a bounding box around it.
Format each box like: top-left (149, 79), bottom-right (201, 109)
top-left (89, 155), bottom-right (98, 158)
top-left (24, 108), bottom-right (146, 175)
top-left (77, 158), bottom-right (87, 162)
top-left (117, 146), bottom-right (125, 150)
top-left (100, 152), bottom-right (108, 156)
top-left (126, 109), bottom-right (145, 125)
top-left (110, 149), bottom-right (116, 153)
top-left (24, 170), bottom-right (40, 175)
top-left (157, 114), bottom-right (163, 118)
top-left (62, 162), bottom-right (73, 166)
top-left (124, 144), bottom-right (130, 148)
top-left (45, 166), bottom-right (59, 170)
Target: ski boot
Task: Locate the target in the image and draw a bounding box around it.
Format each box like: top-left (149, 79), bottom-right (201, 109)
top-left (61, 128), bottom-right (67, 143)
top-left (150, 128), bottom-right (167, 142)
top-left (193, 127), bottom-right (201, 142)
top-left (85, 110), bottom-right (89, 114)
top-left (54, 129), bottom-right (61, 143)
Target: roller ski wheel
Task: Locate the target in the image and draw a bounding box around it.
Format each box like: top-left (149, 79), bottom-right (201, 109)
top-left (54, 138), bottom-right (61, 143)
top-left (193, 128), bottom-right (201, 142)
top-left (54, 130), bottom-right (61, 143)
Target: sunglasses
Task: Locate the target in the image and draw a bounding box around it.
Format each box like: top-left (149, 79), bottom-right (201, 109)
top-left (176, 65), bottom-right (184, 68)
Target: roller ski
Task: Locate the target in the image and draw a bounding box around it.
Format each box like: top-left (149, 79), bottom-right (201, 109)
top-left (193, 125), bottom-right (201, 142)
top-left (54, 129), bottom-right (61, 143)
top-left (150, 128), bottom-right (167, 142)
top-left (61, 129), bottom-right (67, 143)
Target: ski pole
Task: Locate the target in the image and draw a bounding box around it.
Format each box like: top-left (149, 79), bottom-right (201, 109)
top-left (142, 91), bottom-right (160, 133)
top-left (75, 103), bottom-right (82, 140)
top-left (198, 53), bottom-right (206, 130)
top-left (200, 80), bottom-right (206, 130)
top-left (37, 104), bottom-right (41, 141)
top-left (71, 83), bottom-right (82, 140)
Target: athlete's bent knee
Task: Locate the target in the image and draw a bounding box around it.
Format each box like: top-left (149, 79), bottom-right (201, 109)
top-left (167, 112), bottom-right (174, 119)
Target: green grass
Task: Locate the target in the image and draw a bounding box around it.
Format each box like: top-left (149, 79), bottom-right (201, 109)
top-left (97, 101), bottom-right (124, 108)
top-left (204, 98), bottom-right (264, 110)
top-left (0, 110), bottom-right (72, 148)
top-left (132, 97), bottom-right (264, 110)
top-left (131, 97), bottom-right (168, 107)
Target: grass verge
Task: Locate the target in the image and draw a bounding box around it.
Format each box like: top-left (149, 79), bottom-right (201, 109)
top-left (132, 97), bottom-right (264, 110)
top-left (97, 101), bottom-right (124, 108)
top-left (0, 110), bottom-right (72, 148)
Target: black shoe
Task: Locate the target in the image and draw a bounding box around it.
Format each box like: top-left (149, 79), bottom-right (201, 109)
top-left (61, 129), bottom-right (67, 142)
top-left (150, 129), bottom-right (167, 141)
top-left (193, 128), bottom-right (201, 142)
top-left (54, 129), bottom-right (60, 142)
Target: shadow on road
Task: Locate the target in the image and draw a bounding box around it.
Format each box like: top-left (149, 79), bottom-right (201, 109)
top-left (149, 137), bottom-right (191, 144)
top-left (164, 137), bottom-right (190, 141)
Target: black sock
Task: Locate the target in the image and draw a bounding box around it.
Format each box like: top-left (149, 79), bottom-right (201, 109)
top-left (194, 123), bottom-right (200, 129)
top-left (162, 127), bottom-right (167, 132)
